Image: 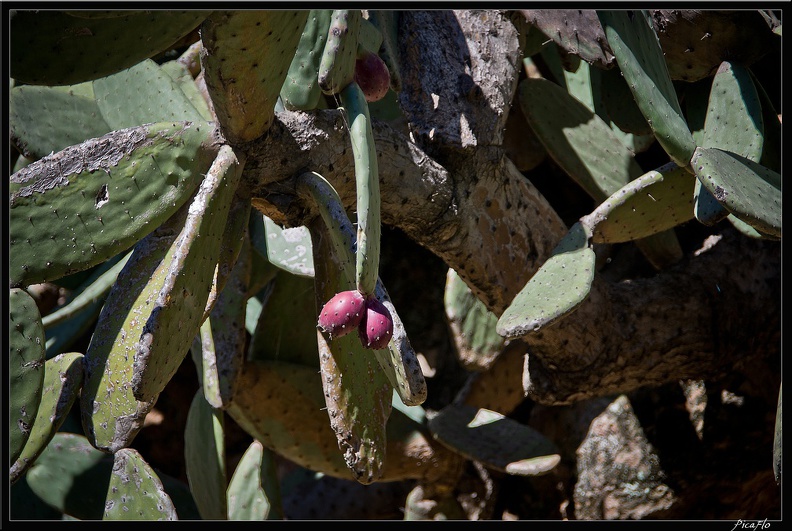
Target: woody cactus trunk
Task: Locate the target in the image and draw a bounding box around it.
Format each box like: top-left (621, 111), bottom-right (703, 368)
top-left (8, 8), bottom-right (782, 521)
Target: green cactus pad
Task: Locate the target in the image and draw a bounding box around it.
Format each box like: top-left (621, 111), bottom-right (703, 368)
top-left (702, 62), bottom-right (764, 161)
top-left (184, 391), bottom-right (227, 520)
top-left (695, 61), bottom-right (764, 225)
top-left (296, 171), bottom-right (427, 407)
top-left (497, 222), bottom-right (596, 338)
top-left (44, 254), bottom-right (129, 358)
top-left (93, 59), bottom-right (206, 130)
top-left (359, 16), bottom-right (384, 55)
top-left (9, 121), bottom-right (221, 287)
top-left (427, 403), bottom-right (561, 476)
top-left (248, 270), bottom-right (319, 368)
top-left (10, 352), bottom-right (84, 484)
top-left (227, 440), bottom-right (283, 520)
top-left (598, 10), bottom-right (697, 167)
top-left (81, 213), bottom-right (184, 452)
top-left (693, 179), bottom-right (730, 226)
top-left (159, 59), bottom-right (214, 121)
top-left (598, 65), bottom-right (653, 136)
top-left (583, 161), bottom-right (695, 243)
top-left (227, 360), bottom-right (353, 479)
top-left (444, 268), bottom-right (505, 372)
top-left (202, 193), bottom-right (251, 322)
top-left (751, 70), bottom-right (781, 173)
top-left (43, 251), bottom-right (131, 330)
top-left (310, 215), bottom-right (392, 484)
top-left (10, 83), bottom-right (113, 160)
top-left (132, 145), bottom-right (243, 401)
top-left (9, 288), bottom-right (46, 467)
top-left (200, 11), bottom-right (309, 143)
top-left (104, 448), bottom-right (177, 520)
top-left (691, 147), bottom-right (781, 238)
top-left (318, 10), bottom-right (362, 95)
top-left (195, 238), bottom-right (251, 409)
top-left (25, 432), bottom-right (114, 519)
top-left (340, 81), bottom-right (381, 296)
top-left (262, 216), bottom-right (315, 278)
top-left (280, 9), bottom-right (333, 111)
top-left (11, 11), bottom-right (211, 86)
top-left (519, 77), bottom-right (643, 203)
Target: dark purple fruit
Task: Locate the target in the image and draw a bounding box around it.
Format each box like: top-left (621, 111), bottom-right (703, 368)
top-left (353, 51), bottom-right (391, 103)
top-left (318, 289), bottom-right (366, 339)
top-left (358, 296), bottom-right (393, 350)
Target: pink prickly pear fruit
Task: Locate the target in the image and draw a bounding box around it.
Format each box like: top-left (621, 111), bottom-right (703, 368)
top-left (353, 51), bottom-right (391, 103)
top-left (358, 296), bottom-right (394, 350)
top-left (317, 289), bottom-right (366, 339)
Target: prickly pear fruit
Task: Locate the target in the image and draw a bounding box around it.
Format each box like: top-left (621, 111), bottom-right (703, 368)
top-left (358, 297), bottom-right (393, 350)
top-left (354, 51), bottom-right (391, 103)
top-left (318, 289), bottom-right (366, 339)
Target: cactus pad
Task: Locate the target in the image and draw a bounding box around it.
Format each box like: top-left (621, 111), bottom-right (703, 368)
top-left (497, 222), bottom-right (596, 339)
top-left (200, 10), bottom-right (309, 143)
top-left (9, 288), bottom-right (46, 467)
top-left (428, 403), bottom-right (561, 476)
top-left (9, 121), bottom-right (221, 287)
top-left (11, 11), bottom-right (210, 86)
top-left (598, 10), bottom-right (697, 167)
top-left (691, 147), bottom-right (781, 238)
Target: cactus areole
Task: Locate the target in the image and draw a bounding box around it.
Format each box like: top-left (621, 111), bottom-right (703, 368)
top-left (317, 289), bottom-right (366, 339)
top-left (353, 51), bottom-right (391, 103)
top-left (358, 296), bottom-right (394, 350)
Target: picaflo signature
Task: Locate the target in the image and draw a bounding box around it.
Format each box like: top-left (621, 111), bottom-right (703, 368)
top-left (732, 519), bottom-right (771, 531)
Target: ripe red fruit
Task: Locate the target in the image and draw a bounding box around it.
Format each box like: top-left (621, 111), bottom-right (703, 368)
top-left (317, 289), bottom-right (366, 339)
top-left (358, 296), bottom-right (394, 350)
top-left (353, 51), bottom-right (391, 103)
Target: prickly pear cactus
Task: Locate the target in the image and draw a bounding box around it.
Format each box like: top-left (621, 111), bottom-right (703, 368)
top-left (10, 11), bottom-right (211, 86)
top-left (200, 11), bottom-right (308, 143)
top-left (9, 288), bottom-right (46, 467)
top-left (9, 121), bottom-right (222, 287)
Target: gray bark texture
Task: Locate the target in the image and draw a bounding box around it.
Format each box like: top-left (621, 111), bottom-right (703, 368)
top-left (235, 10), bottom-right (780, 407)
top-left (22, 11), bottom-right (776, 410)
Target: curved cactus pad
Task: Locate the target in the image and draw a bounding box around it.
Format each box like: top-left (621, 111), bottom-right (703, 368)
top-left (584, 161), bottom-right (695, 243)
top-left (691, 147), bottom-right (781, 238)
top-left (497, 222), bottom-right (595, 339)
top-left (201, 10), bottom-right (308, 143)
top-left (598, 10), bottom-right (696, 167)
top-left (104, 448), bottom-right (177, 520)
top-left (9, 288), bottom-right (46, 467)
top-left (9, 121), bottom-right (221, 287)
top-left (10, 83), bottom-right (112, 160)
top-left (184, 391), bottom-right (227, 520)
top-left (227, 441), bottom-right (283, 520)
top-left (25, 432), bottom-right (114, 519)
top-left (519, 77), bottom-right (643, 203)
top-left (428, 403), bottom-right (561, 476)
top-left (11, 11), bottom-right (210, 86)
top-left (444, 268), bottom-right (505, 371)
top-left (10, 352), bottom-right (84, 484)
top-left (93, 58), bottom-right (207, 130)
top-left (280, 9), bottom-right (333, 111)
